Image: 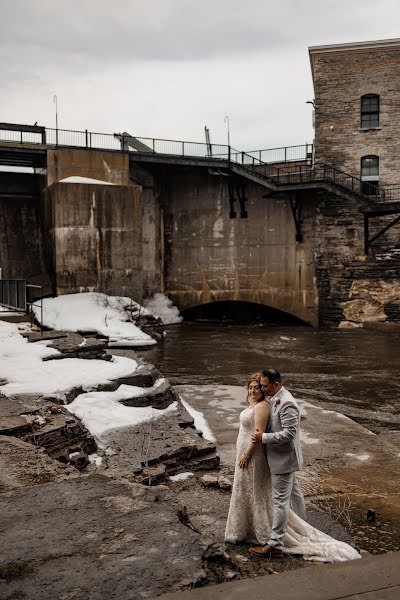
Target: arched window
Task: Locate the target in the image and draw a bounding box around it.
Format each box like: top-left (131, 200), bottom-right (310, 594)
top-left (361, 94), bottom-right (380, 128)
top-left (361, 155), bottom-right (379, 195)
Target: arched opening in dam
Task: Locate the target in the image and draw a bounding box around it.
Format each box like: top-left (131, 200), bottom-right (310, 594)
top-left (181, 301), bottom-right (309, 325)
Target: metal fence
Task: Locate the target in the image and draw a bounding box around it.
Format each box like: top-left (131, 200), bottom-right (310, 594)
top-left (0, 279), bottom-right (27, 311)
top-left (0, 124), bottom-right (313, 165)
top-left (239, 144), bottom-right (314, 164)
top-left (3, 122), bottom-right (398, 201)
top-left (267, 162), bottom-right (383, 199)
top-left (378, 184), bottom-right (400, 203)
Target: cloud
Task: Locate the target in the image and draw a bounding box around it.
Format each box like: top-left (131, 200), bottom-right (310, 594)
top-left (0, 0), bottom-right (399, 148)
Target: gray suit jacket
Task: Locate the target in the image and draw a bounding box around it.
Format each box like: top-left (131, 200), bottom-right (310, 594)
top-left (262, 386), bottom-right (303, 475)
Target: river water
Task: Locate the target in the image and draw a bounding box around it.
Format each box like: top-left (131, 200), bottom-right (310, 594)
top-left (137, 322), bottom-right (400, 435)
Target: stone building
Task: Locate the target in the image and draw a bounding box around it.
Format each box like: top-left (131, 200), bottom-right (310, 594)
top-left (309, 38), bottom-right (400, 190)
top-left (308, 39), bottom-right (400, 327)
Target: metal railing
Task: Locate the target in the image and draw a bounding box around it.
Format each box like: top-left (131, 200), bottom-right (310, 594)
top-left (230, 159), bottom-right (387, 201)
top-left (377, 184), bottom-right (400, 203)
top-left (238, 143), bottom-right (314, 164)
top-left (229, 149), bottom-right (281, 179)
top-left (0, 280), bottom-right (44, 335)
top-left (2, 122), bottom-right (398, 202)
top-left (274, 163), bottom-right (393, 201)
top-left (0, 125), bottom-right (232, 158)
top-left (0, 123), bottom-right (312, 164)
top-left (0, 279), bottom-right (27, 311)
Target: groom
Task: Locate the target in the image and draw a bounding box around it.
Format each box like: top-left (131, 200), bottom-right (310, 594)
top-left (249, 368), bottom-right (305, 557)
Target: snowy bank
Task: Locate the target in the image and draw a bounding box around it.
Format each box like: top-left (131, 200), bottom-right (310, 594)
top-left (32, 292), bottom-right (156, 347)
top-left (0, 320), bottom-right (138, 398)
top-left (32, 292), bottom-right (183, 346)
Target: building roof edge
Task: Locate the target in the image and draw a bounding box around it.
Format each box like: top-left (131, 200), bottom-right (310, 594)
top-left (309, 38), bottom-right (400, 55)
top-left (308, 38), bottom-right (400, 84)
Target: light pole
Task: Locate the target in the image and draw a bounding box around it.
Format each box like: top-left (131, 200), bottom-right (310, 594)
top-left (224, 115), bottom-right (230, 149)
top-left (53, 94), bottom-right (58, 146)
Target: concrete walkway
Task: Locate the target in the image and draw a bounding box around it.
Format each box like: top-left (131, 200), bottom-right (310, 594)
top-left (159, 552), bottom-right (400, 600)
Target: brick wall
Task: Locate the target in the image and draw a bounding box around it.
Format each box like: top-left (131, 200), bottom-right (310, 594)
top-left (312, 44), bottom-right (400, 186)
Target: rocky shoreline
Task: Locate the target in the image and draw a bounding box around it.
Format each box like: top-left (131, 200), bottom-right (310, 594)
top-left (1, 327), bottom-right (400, 599)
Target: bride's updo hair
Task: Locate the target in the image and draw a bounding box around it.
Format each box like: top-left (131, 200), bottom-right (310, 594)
top-left (246, 372), bottom-right (264, 405)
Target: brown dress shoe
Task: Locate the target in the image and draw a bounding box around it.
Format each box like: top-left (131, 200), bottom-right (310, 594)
top-left (249, 544), bottom-right (283, 558)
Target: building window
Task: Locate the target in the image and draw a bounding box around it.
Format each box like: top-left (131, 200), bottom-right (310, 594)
top-left (361, 155), bottom-right (379, 195)
top-left (361, 94), bottom-right (379, 128)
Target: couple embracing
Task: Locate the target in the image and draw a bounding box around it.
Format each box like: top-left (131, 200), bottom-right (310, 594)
top-left (224, 369), bottom-right (360, 562)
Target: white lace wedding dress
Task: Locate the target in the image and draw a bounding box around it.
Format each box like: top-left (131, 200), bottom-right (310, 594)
top-left (224, 406), bottom-right (361, 562)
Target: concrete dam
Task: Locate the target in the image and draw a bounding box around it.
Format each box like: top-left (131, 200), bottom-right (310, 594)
top-left (1, 126), bottom-right (399, 327)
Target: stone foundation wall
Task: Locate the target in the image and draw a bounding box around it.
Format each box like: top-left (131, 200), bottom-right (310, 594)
top-left (300, 188), bottom-right (400, 326)
top-left (337, 255), bottom-right (400, 328)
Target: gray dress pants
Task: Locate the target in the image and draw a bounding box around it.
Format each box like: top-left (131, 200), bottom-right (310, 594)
top-left (268, 472), bottom-right (306, 549)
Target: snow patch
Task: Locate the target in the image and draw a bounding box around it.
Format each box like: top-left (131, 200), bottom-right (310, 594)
top-left (180, 397), bottom-right (216, 442)
top-left (60, 176), bottom-right (116, 185)
top-left (32, 292), bottom-right (156, 347)
top-left (144, 293), bottom-right (183, 325)
top-left (66, 384), bottom-right (176, 445)
top-left (88, 453), bottom-right (103, 466)
top-left (169, 472), bottom-right (194, 482)
top-left (0, 320), bottom-right (138, 397)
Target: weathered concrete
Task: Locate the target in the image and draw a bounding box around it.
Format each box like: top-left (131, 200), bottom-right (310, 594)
top-left (42, 181), bottom-right (143, 299)
top-left (2, 143), bottom-right (400, 327)
top-left (136, 164), bottom-right (319, 325)
top-left (0, 192), bottom-right (51, 290)
top-left (47, 147), bottom-right (130, 186)
top-left (133, 160), bottom-right (400, 327)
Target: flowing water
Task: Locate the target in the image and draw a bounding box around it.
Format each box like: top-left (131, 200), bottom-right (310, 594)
top-left (138, 322), bottom-right (400, 435)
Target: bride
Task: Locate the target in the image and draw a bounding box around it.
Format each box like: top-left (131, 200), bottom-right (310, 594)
top-left (224, 372), bottom-right (361, 562)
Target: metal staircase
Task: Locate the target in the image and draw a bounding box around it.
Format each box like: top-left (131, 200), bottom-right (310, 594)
top-left (228, 150), bottom-right (384, 202)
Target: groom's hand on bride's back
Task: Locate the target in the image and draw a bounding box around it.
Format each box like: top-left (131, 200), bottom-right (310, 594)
top-left (251, 429), bottom-right (263, 443)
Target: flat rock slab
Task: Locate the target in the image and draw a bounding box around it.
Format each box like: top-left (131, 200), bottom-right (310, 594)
top-left (118, 378), bottom-right (181, 410)
top-left (0, 474), bottom-right (214, 600)
top-left (104, 408), bottom-right (217, 479)
top-left (0, 393), bottom-right (51, 418)
top-left (0, 436), bottom-right (74, 493)
top-left (22, 330), bottom-right (68, 342)
top-left (25, 412), bottom-right (97, 461)
top-left (0, 414), bottom-right (36, 435)
top-left (61, 366), bottom-right (163, 405)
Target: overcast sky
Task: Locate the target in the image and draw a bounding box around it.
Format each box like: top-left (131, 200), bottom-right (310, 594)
top-left (1, 0), bottom-right (399, 151)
